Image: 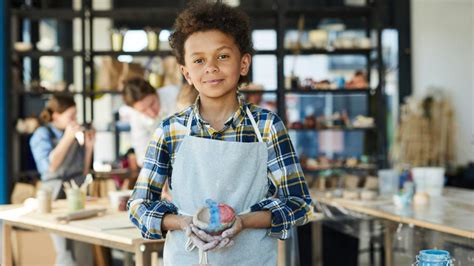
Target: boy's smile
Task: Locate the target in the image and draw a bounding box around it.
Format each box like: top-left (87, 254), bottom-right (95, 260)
top-left (180, 30), bottom-right (251, 101)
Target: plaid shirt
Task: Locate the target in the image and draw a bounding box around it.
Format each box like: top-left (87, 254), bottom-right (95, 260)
top-left (128, 95), bottom-right (312, 240)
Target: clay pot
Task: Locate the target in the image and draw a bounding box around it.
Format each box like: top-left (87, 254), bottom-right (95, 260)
top-left (193, 203), bottom-right (236, 235)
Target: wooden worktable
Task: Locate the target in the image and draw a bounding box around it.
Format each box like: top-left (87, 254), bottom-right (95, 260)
top-left (311, 187), bottom-right (474, 266)
top-left (311, 187), bottom-right (474, 239)
top-left (0, 198), bottom-right (164, 266)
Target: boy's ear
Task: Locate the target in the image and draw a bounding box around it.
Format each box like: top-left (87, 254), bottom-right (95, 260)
top-left (180, 65), bottom-right (193, 85)
top-left (240, 53), bottom-right (252, 76)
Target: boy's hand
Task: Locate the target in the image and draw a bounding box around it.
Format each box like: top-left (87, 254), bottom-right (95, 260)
top-left (178, 216), bottom-right (220, 251)
top-left (212, 215), bottom-right (243, 250)
top-left (186, 224), bottom-right (220, 251)
top-left (186, 224), bottom-right (221, 251)
top-left (213, 236), bottom-right (235, 250)
top-left (178, 215), bottom-right (193, 231)
top-left (221, 215), bottom-right (244, 239)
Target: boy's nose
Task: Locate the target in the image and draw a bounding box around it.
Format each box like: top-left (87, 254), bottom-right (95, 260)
top-left (205, 61), bottom-right (219, 73)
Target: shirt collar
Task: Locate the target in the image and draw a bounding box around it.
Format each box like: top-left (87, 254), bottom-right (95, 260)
top-left (48, 123), bottom-right (64, 138)
top-left (192, 92), bottom-right (248, 131)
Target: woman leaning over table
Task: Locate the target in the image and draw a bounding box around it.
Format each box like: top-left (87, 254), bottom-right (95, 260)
top-left (30, 94), bottom-right (94, 266)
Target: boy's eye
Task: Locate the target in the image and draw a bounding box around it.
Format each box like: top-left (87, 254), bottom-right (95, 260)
top-left (194, 58), bottom-right (204, 64)
top-left (218, 54), bottom-right (229, 60)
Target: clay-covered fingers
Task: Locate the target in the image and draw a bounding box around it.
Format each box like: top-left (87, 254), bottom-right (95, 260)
top-left (190, 224), bottom-right (221, 242)
top-left (189, 234), bottom-right (219, 251)
top-left (221, 227), bottom-right (237, 239)
top-left (225, 239), bottom-right (235, 248)
top-left (185, 225), bottom-right (192, 237)
top-left (180, 216), bottom-right (193, 232)
top-left (220, 216), bottom-right (243, 239)
top-left (213, 237), bottom-right (233, 250)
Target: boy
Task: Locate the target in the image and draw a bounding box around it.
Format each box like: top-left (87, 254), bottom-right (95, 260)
top-left (128, 1), bottom-right (312, 265)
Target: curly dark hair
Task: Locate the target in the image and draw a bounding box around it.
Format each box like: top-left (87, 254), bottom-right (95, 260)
top-left (169, 0), bottom-right (254, 84)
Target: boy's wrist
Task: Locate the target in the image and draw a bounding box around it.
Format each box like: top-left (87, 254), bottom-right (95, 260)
top-left (163, 213), bottom-right (186, 232)
top-left (237, 215), bottom-right (246, 230)
top-left (238, 211), bottom-right (271, 230)
top-left (179, 215), bottom-right (192, 231)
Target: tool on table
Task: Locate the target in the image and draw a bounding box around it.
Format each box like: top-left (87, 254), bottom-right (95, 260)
top-left (56, 208), bottom-right (106, 223)
top-left (100, 225), bottom-right (136, 231)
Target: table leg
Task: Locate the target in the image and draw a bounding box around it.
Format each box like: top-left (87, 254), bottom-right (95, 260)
top-left (2, 222), bottom-right (13, 266)
top-left (311, 221), bottom-right (323, 266)
top-left (151, 251), bottom-right (159, 266)
top-left (384, 220), bottom-right (396, 266)
top-left (369, 220), bottom-right (375, 266)
top-left (135, 244), bottom-right (151, 266)
top-left (134, 242), bottom-right (163, 266)
top-left (92, 245), bottom-right (111, 266)
top-left (277, 240), bottom-right (285, 266)
top-left (123, 252), bottom-right (133, 266)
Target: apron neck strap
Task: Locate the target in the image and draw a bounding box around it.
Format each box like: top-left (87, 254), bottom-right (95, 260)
top-left (186, 112), bottom-right (193, 135)
top-left (186, 106), bottom-right (264, 143)
top-left (245, 107), bottom-right (264, 143)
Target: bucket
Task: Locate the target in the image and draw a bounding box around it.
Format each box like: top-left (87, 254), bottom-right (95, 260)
top-left (412, 167), bottom-right (445, 196)
top-left (378, 169), bottom-right (399, 196)
top-left (415, 249), bottom-right (453, 266)
top-left (108, 190), bottom-right (133, 211)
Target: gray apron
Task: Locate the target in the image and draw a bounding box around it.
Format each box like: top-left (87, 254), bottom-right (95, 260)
top-left (40, 125), bottom-right (86, 200)
top-left (163, 107), bottom-right (277, 266)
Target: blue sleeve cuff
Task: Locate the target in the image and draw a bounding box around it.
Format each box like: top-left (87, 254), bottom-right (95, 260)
top-left (128, 199), bottom-right (178, 239)
top-left (250, 197), bottom-right (311, 240)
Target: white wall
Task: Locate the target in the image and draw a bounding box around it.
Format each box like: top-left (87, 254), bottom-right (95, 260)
top-left (411, 0), bottom-right (474, 165)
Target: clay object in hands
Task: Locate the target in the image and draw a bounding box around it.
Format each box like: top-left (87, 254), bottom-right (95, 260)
top-left (193, 199), bottom-right (236, 235)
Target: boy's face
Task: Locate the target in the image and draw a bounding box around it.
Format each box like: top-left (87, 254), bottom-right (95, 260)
top-left (180, 30), bottom-right (251, 101)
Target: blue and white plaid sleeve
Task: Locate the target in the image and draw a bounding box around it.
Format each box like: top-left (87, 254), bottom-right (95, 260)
top-left (250, 113), bottom-right (313, 240)
top-left (127, 124), bottom-right (178, 239)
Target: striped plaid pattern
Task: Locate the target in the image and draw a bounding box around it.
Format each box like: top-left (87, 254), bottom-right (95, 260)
top-left (128, 95), bottom-right (313, 240)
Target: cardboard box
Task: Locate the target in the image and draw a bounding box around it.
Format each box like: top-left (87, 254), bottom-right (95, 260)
top-left (12, 229), bottom-right (56, 265)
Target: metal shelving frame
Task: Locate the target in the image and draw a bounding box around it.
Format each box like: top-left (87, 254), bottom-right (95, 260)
top-left (8, 0), bottom-right (387, 188)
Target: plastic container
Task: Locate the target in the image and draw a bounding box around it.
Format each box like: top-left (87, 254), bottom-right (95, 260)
top-left (412, 167), bottom-right (445, 197)
top-left (378, 169), bottom-right (399, 196)
top-left (108, 190), bottom-right (133, 211)
top-left (36, 189), bottom-right (52, 214)
top-left (66, 189), bottom-right (86, 212)
top-left (415, 249), bottom-right (453, 265)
